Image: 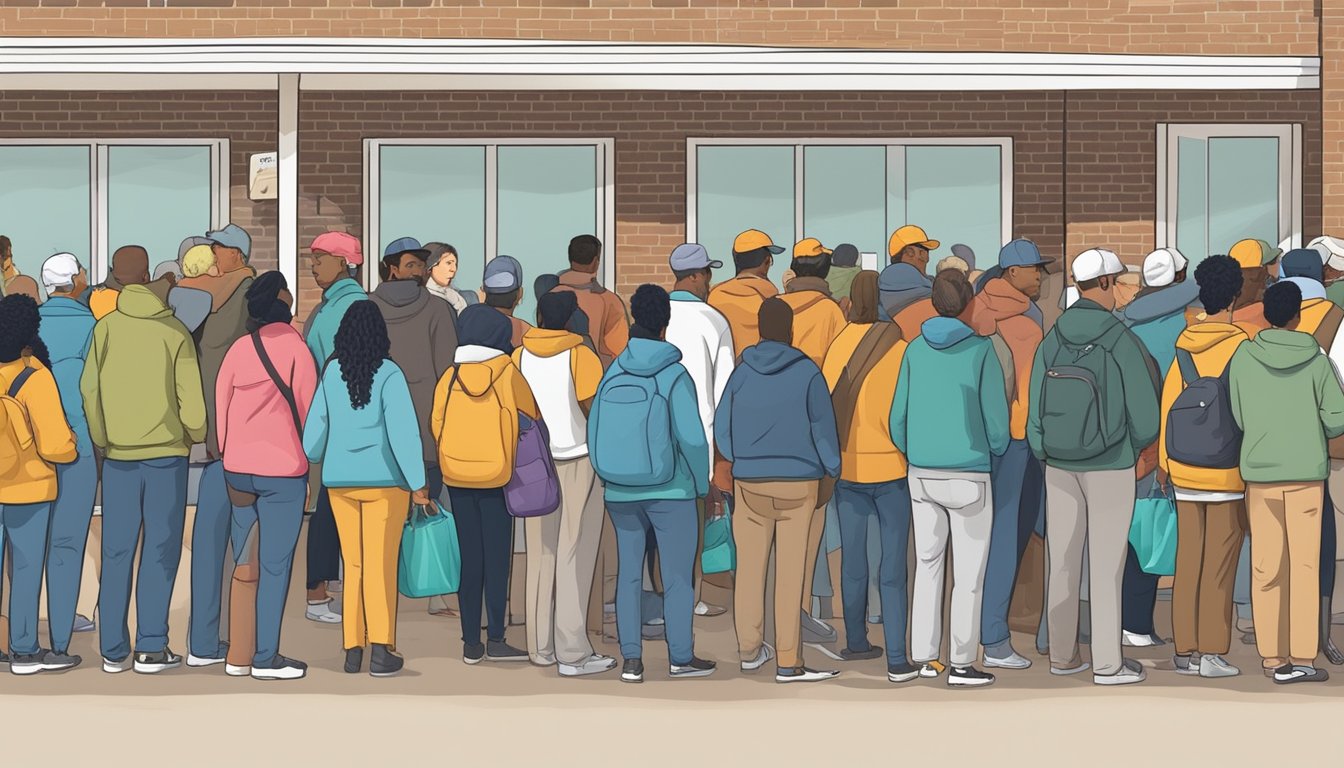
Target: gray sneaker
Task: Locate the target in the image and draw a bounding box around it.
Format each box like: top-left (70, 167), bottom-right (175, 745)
top-left (40, 650), bottom-right (82, 673)
top-left (1094, 658), bottom-right (1146, 686)
top-left (1174, 654), bottom-right (1201, 676)
top-left (72, 614), bottom-right (95, 633)
top-left (485, 640), bottom-right (528, 662)
top-left (1199, 654), bottom-right (1240, 678)
top-left (133, 649), bottom-right (183, 675)
top-left (800, 611), bottom-right (837, 644)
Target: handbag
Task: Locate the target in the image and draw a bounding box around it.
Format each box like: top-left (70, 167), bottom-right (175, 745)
top-left (398, 502), bottom-right (462, 598)
top-left (701, 497), bottom-right (737, 575)
top-left (504, 413), bottom-right (561, 518)
top-left (1128, 478), bottom-right (1178, 576)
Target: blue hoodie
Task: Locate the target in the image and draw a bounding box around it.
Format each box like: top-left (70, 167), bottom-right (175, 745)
top-left (38, 296), bottom-right (95, 455)
top-left (715, 340), bottom-right (841, 481)
top-left (1119, 279), bottom-right (1199, 375)
top-left (302, 358), bottom-right (427, 491)
top-left (302, 277), bottom-right (366, 367)
top-left (591, 338), bottom-right (709, 503)
top-left (877, 262), bottom-right (932, 322)
top-left (891, 316), bottom-right (1011, 472)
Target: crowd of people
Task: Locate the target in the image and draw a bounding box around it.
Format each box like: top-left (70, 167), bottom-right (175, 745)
top-left (1, 221), bottom-right (1344, 688)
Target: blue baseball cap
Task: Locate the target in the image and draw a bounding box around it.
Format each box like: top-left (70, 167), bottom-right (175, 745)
top-left (998, 238), bottom-right (1052, 269)
top-left (205, 224), bottom-right (251, 258)
top-left (483, 255), bottom-right (523, 294)
top-left (668, 243), bottom-right (721, 272)
top-left (383, 236), bottom-right (430, 260)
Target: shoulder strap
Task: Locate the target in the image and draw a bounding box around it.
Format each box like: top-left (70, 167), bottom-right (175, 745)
top-left (1314, 305), bottom-right (1344, 352)
top-left (252, 331), bottom-right (303, 436)
top-left (1174, 348), bottom-right (1200, 386)
top-left (831, 323), bottom-right (903, 445)
top-left (7, 367), bottom-right (36, 399)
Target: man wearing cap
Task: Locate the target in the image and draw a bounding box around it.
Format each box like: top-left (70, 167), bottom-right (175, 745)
top-left (1309, 236), bottom-right (1344, 309)
top-left (709, 229), bottom-right (781, 358)
top-left (968, 238), bottom-right (1051, 669)
top-left (551, 235), bottom-right (628, 370)
top-left (1225, 239), bottom-right (1283, 338)
top-left (303, 230), bottom-right (367, 622)
top-left (879, 225), bottom-right (939, 340)
top-left (1028, 247), bottom-right (1160, 686)
top-left (825, 244), bottom-right (863, 303)
top-left (480, 254), bottom-right (532, 349)
top-left (89, 246), bottom-right (152, 321)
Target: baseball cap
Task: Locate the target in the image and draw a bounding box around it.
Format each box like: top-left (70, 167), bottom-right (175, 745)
top-left (40, 252), bottom-right (81, 291)
top-left (483, 255), bottom-right (523, 294)
top-left (669, 243), bottom-right (722, 272)
top-left (1071, 248), bottom-right (1125, 282)
top-left (1229, 238), bottom-right (1281, 269)
top-left (177, 236), bottom-right (212, 262)
top-left (383, 236), bottom-right (430, 260)
top-left (205, 224), bottom-right (252, 258)
top-left (1281, 248), bottom-right (1324, 283)
top-left (831, 243), bottom-right (859, 267)
top-left (997, 239), bottom-right (1053, 270)
top-left (1141, 247), bottom-right (1189, 288)
top-left (310, 231), bottom-right (364, 266)
top-left (888, 225), bottom-right (940, 256)
top-left (793, 238), bottom-right (833, 258)
top-left (950, 244), bottom-right (977, 270)
top-left (1309, 236), bottom-right (1344, 272)
top-left (733, 229), bottom-right (784, 255)
top-left (153, 261), bottom-right (183, 281)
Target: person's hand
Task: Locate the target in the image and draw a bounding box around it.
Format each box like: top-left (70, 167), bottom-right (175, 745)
top-left (1157, 467), bottom-right (1170, 487)
top-left (1135, 444), bottom-right (1158, 480)
top-left (412, 488), bottom-right (432, 508)
top-left (706, 485), bottom-right (725, 518)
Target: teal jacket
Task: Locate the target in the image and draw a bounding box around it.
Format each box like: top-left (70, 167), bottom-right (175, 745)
top-left (303, 278), bottom-right (366, 367)
top-left (891, 316), bottom-right (1010, 472)
top-left (38, 296), bottom-right (95, 456)
top-left (302, 359), bottom-right (427, 491)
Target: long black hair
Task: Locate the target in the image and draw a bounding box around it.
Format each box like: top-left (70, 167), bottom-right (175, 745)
top-left (0, 294), bottom-right (52, 369)
top-left (332, 300), bottom-right (390, 410)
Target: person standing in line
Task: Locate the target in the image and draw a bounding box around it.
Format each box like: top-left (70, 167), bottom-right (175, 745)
top-left (151, 259), bottom-right (212, 337)
top-left (215, 272), bottom-right (317, 680)
top-left (0, 295), bottom-right (79, 674)
top-left (1223, 239), bottom-right (1282, 337)
top-left (716, 298), bottom-right (841, 684)
top-left (825, 244), bottom-right (863, 303)
top-left (303, 301), bottom-right (429, 677)
top-left (424, 242), bottom-right (477, 315)
top-left (302, 231), bottom-right (366, 624)
top-left (878, 225), bottom-right (939, 339)
top-left (708, 229), bottom-right (781, 358)
top-left (89, 245), bottom-right (152, 321)
top-left (81, 275), bottom-right (207, 674)
top-left (550, 234), bottom-right (629, 369)
top-left (481, 255), bottom-right (533, 350)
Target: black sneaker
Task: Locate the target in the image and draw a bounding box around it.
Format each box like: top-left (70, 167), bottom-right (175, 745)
top-left (485, 639), bottom-right (528, 662)
top-left (621, 658), bottom-right (644, 684)
top-left (1274, 664), bottom-right (1330, 684)
top-left (669, 657), bottom-right (716, 679)
top-left (10, 653), bottom-right (45, 676)
top-left (840, 646), bottom-right (883, 662)
top-left (948, 666), bottom-right (996, 687)
top-left (887, 661), bottom-right (920, 683)
top-left (463, 642), bottom-right (485, 665)
top-left (0, 650), bottom-right (9, 666)
top-left (133, 648), bottom-right (183, 674)
top-left (775, 666), bottom-right (839, 683)
top-left (251, 655), bottom-right (308, 681)
top-left (344, 647), bottom-right (363, 673)
top-left (40, 650), bottom-right (81, 673)
top-left (370, 644), bottom-right (404, 677)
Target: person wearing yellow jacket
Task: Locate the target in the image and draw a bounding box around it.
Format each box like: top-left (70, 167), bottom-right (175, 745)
top-left (1159, 254), bottom-right (1251, 679)
top-left (709, 229), bottom-right (781, 358)
top-left (821, 271), bottom-right (917, 683)
top-left (0, 295), bottom-right (78, 674)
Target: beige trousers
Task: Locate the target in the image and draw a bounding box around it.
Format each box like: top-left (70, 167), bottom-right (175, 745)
top-left (733, 479), bottom-right (820, 670)
top-left (1247, 481), bottom-right (1323, 668)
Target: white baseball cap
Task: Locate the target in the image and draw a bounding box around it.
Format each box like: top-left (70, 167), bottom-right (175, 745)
top-left (1309, 235), bottom-right (1344, 271)
top-left (1141, 247), bottom-right (1189, 288)
top-left (40, 252), bottom-right (82, 291)
top-left (1071, 248), bottom-right (1125, 282)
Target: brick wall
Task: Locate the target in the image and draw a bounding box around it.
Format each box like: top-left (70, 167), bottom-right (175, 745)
top-left (0, 90), bottom-right (279, 273)
top-left (0, 1), bottom-right (1319, 56)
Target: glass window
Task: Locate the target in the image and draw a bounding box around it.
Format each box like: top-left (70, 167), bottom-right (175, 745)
top-left (1208, 137), bottom-right (1279, 257)
top-left (903, 145), bottom-right (1003, 274)
top-left (1175, 136), bottom-right (1209, 265)
top-left (107, 145), bottom-right (212, 276)
top-left (696, 145), bottom-right (794, 290)
top-left (0, 145), bottom-right (91, 298)
top-left (802, 145), bottom-right (886, 262)
top-left (378, 144), bottom-right (486, 291)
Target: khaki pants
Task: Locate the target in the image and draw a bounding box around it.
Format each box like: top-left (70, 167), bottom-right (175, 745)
top-left (1172, 499), bottom-right (1247, 656)
top-left (733, 479), bottom-right (820, 670)
top-left (801, 503), bottom-right (826, 614)
top-left (524, 458), bottom-right (605, 666)
top-left (328, 487), bottom-right (410, 649)
top-left (1247, 481), bottom-right (1323, 668)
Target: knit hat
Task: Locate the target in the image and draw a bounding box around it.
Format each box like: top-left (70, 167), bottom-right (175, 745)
top-left (458, 303), bottom-right (514, 354)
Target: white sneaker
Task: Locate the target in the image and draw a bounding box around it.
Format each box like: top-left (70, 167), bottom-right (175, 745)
top-left (1050, 660), bottom-right (1091, 676)
top-left (187, 650), bottom-right (228, 668)
top-left (103, 656), bottom-right (130, 674)
top-left (984, 651), bottom-right (1033, 670)
top-left (306, 600), bottom-right (342, 624)
top-left (1122, 631), bottom-right (1161, 647)
top-left (558, 654), bottom-right (617, 677)
top-left (1199, 654), bottom-right (1240, 678)
top-left (225, 663), bottom-right (251, 677)
top-left (741, 643), bottom-right (775, 673)
top-left (693, 601), bottom-right (727, 617)
top-left (1094, 659), bottom-right (1147, 686)
top-left (775, 666), bottom-right (839, 683)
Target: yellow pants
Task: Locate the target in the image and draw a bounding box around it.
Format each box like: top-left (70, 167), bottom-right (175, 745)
top-left (328, 487), bottom-right (410, 650)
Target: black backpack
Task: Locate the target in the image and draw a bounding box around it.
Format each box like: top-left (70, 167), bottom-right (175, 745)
top-left (1164, 348), bottom-right (1242, 469)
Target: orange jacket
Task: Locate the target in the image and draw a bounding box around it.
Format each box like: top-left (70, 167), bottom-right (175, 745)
top-left (822, 323), bottom-right (909, 483)
top-left (0, 359), bottom-right (78, 504)
top-left (552, 270), bottom-right (629, 368)
top-left (780, 277), bottom-right (847, 368)
top-left (968, 278), bottom-right (1044, 441)
top-left (709, 274), bottom-right (778, 358)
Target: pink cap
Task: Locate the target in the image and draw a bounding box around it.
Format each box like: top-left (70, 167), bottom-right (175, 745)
top-left (309, 231), bottom-right (363, 266)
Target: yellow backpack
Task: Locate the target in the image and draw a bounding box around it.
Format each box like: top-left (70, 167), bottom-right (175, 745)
top-left (436, 365), bottom-right (517, 489)
top-left (0, 367), bottom-right (38, 477)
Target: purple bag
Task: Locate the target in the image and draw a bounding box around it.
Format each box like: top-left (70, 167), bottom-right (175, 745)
top-left (505, 414), bottom-right (561, 518)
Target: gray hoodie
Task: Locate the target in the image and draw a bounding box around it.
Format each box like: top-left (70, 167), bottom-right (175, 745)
top-left (371, 279), bottom-right (459, 462)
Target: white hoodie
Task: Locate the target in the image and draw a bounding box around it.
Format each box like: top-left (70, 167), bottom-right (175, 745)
top-left (666, 290), bottom-right (735, 465)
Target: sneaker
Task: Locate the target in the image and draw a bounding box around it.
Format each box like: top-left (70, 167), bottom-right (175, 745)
top-left (948, 666), bottom-right (996, 687)
top-left (72, 614), bottom-right (95, 633)
top-left (463, 643), bottom-right (485, 665)
top-left (344, 647), bottom-right (364, 674)
top-left (1199, 654), bottom-right (1240, 678)
top-left (558, 654), bottom-right (617, 678)
top-left (10, 653), bottom-right (45, 676)
top-left (133, 649), bottom-right (183, 675)
top-left (305, 599), bottom-right (342, 624)
top-left (984, 651), bottom-right (1033, 670)
top-left (800, 612), bottom-right (838, 644)
top-left (840, 645), bottom-right (883, 662)
top-left (0, 650), bottom-right (9, 666)
top-left (102, 656), bottom-right (130, 674)
top-left (37, 650), bottom-right (81, 673)
top-left (1274, 664), bottom-right (1329, 684)
top-left (251, 655), bottom-right (308, 681)
top-left (694, 601), bottom-right (726, 617)
top-left (1174, 654), bottom-right (1201, 676)
top-left (187, 643), bottom-right (229, 668)
top-left (485, 640), bottom-right (528, 663)
top-left (867, 615), bottom-right (882, 625)
top-left (370, 644), bottom-right (404, 677)
top-left (741, 643), bottom-right (775, 673)
top-left (621, 658), bottom-right (644, 684)
top-left (887, 662), bottom-right (920, 683)
top-left (776, 666), bottom-right (839, 683)
top-left (670, 657), bottom-right (717, 679)
top-left (1050, 659), bottom-right (1091, 676)
top-left (919, 660), bottom-right (946, 678)
top-left (1094, 658), bottom-right (1147, 686)
top-left (226, 663), bottom-right (251, 677)
top-left (1122, 631), bottom-right (1163, 648)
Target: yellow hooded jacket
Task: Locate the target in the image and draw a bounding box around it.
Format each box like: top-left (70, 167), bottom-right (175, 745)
top-left (1158, 321), bottom-right (1250, 493)
top-left (708, 274), bottom-right (778, 358)
top-left (822, 323), bottom-right (909, 484)
top-left (431, 351), bottom-right (540, 489)
top-left (0, 358), bottom-right (78, 504)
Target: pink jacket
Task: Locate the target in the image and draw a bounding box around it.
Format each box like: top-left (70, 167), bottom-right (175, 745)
top-left (215, 323), bottom-right (318, 478)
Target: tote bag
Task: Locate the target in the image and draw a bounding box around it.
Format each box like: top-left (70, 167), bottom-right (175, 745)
top-left (1128, 480), bottom-right (1178, 577)
top-left (701, 496), bottom-right (737, 575)
top-left (398, 502), bottom-right (462, 598)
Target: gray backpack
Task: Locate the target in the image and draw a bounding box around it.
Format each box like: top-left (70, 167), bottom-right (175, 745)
top-left (1164, 348), bottom-right (1241, 469)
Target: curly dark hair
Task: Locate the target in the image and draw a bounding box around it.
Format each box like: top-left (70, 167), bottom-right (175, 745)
top-left (333, 300), bottom-right (390, 410)
top-left (1264, 281), bottom-right (1302, 329)
top-left (1193, 254), bottom-right (1245, 315)
top-left (0, 294), bottom-right (50, 368)
top-left (630, 284), bottom-right (671, 339)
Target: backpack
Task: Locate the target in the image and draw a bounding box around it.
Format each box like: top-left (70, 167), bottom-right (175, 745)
top-left (1164, 348), bottom-right (1242, 469)
top-left (436, 365), bottom-right (517, 488)
top-left (1037, 325), bottom-right (1129, 461)
top-left (589, 368), bottom-right (677, 486)
top-left (0, 367), bottom-right (38, 477)
top-left (504, 414), bottom-right (561, 517)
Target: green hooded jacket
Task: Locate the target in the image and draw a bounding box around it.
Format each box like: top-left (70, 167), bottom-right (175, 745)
top-left (80, 285), bottom-right (207, 461)
top-left (1229, 328), bottom-right (1344, 483)
top-left (826, 265), bottom-right (863, 301)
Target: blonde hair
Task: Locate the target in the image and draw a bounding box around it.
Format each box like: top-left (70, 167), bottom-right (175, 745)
top-left (181, 244), bottom-right (217, 278)
top-left (936, 255), bottom-right (970, 275)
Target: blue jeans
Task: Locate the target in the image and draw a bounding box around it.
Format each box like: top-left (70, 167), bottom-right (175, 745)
top-left (981, 439), bottom-right (1045, 651)
top-left (2, 500), bottom-right (53, 656)
top-left (100, 457), bottom-right (188, 660)
top-left (225, 472), bottom-right (307, 666)
top-left (190, 460), bottom-right (232, 658)
top-left (835, 478), bottom-right (912, 667)
top-left (607, 499), bottom-right (697, 665)
top-left (47, 453), bottom-right (97, 653)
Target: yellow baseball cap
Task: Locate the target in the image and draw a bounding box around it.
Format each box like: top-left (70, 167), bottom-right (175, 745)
top-left (1229, 238), bottom-right (1281, 269)
top-left (733, 229), bottom-right (785, 255)
top-left (888, 224), bottom-right (940, 256)
top-left (793, 237), bottom-right (833, 258)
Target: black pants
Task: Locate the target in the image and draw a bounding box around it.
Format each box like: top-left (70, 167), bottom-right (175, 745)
top-left (448, 486), bottom-right (512, 648)
top-left (306, 485), bottom-right (342, 590)
top-left (1323, 482), bottom-right (1337, 599)
top-left (1122, 542), bottom-right (1160, 636)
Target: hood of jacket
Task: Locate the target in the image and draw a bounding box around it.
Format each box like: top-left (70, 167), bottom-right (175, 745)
top-left (714, 274), bottom-right (776, 301)
top-left (179, 266), bottom-right (255, 313)
top-left (785, 276), bottom-right (833, 297)
top-left (741, 339), bottom-right (809, 375)
top-left (825, 265), bottom-right (862, 297)
top-left (970, 277), bottom-right (1032, 334)
top-left (320, 277), bottom-right (365, 308)
top-left (1243, 328), bottom-right (1323, 372)
top-left (614, 337), bottom-right (683, 377)
top-left (558, 268), bottom-right (609, 294)
top-left (1055, 298), bottom-right (1126, 346)
top-left (453, 346), bottom-right (510, 396)
top-left (1176, 321), bottom-right (1247, 356)
top-left (521, 328), bottom-right (585, 358)
top-left (878, 262), bottom-right (932, 319)
top-left (115, 284), bottom-right (174, 320)
top-left (39, 296), bottom-right (93, 359)
top-left (921, 316), bottom-right (977, 350)
top-left (372, 279), bottom-right (430, 322)
top-left (1120, 279), bottom-right (1200, 326)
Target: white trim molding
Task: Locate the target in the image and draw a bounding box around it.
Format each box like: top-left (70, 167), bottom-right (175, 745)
top-left (0, 38), bottom-right (1320, 91)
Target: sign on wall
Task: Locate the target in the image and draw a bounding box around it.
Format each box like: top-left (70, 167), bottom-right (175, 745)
top-left (249, 151), bottom-right (277, 201)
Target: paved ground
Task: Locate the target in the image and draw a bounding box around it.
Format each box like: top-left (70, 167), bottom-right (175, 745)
top-left (4, 516), bottom-right (1344, 765)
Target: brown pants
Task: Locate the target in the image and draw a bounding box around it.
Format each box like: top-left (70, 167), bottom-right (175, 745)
top-left (1247, 482), bottom-right (1324, 668)
top-left (733, 479), bottom-right (820, 670)
top-left (1171, 499), bottom-right (1247, 656)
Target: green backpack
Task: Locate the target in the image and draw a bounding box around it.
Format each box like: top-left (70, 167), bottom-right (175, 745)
top-left (1037, 324), bottom-right (1129, 462)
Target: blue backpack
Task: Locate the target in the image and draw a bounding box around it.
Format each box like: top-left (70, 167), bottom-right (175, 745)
top-left (590, 369), bottom-right (677, 486)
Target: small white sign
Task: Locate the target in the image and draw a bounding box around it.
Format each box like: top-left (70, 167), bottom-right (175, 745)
top-left (860, 251), bottom-right (878, 272)
top-left (249, 151), bottom-right (277, 201)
